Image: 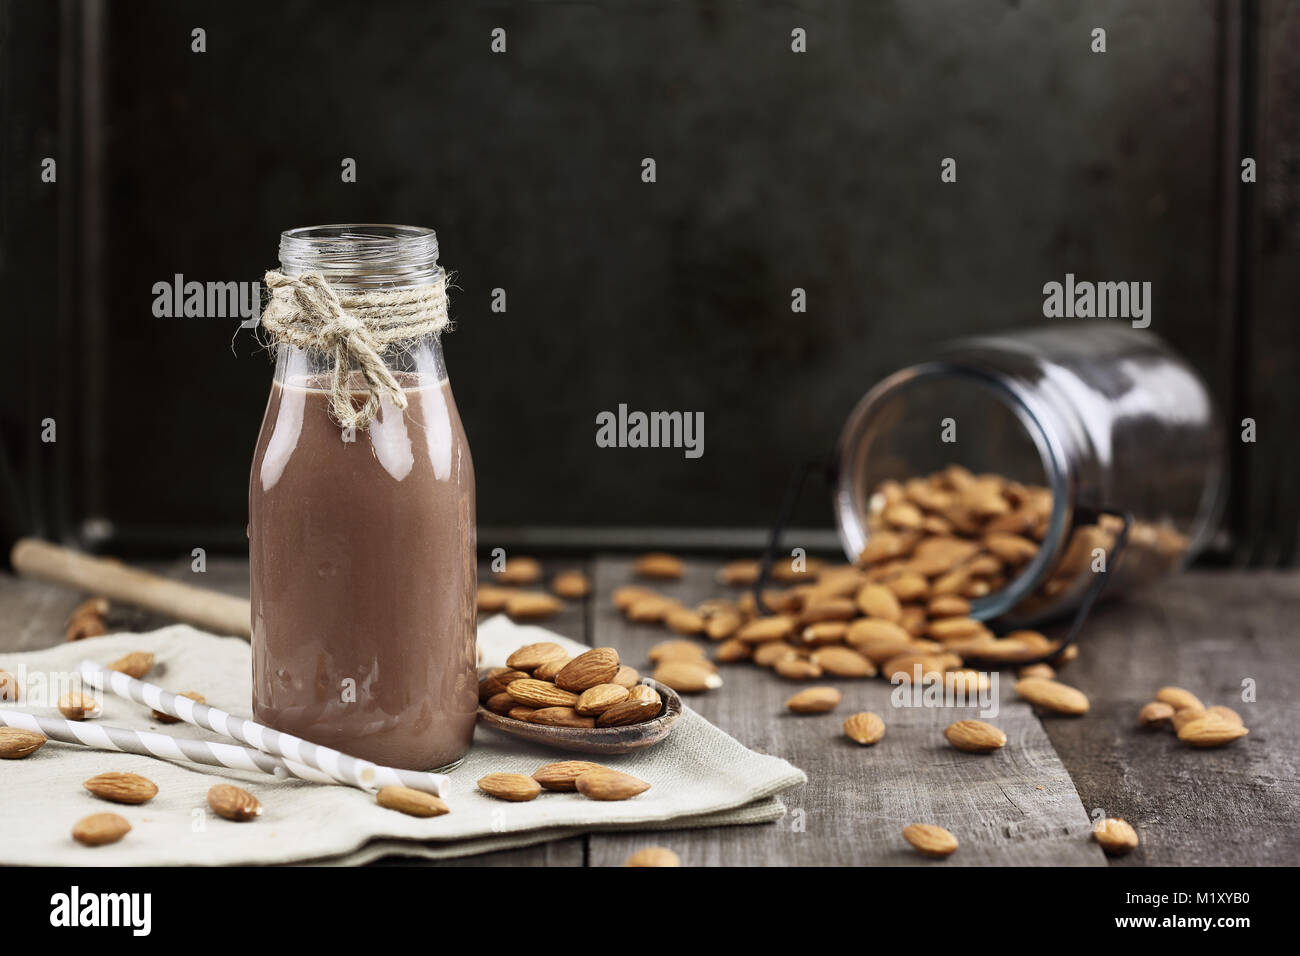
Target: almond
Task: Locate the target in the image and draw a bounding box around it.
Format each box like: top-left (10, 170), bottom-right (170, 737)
top-left (714, 638), bottom-right (752, 663)
top-left (705, 610), bottom-right (743, 640)
top-left (716, 560), bottom-right (760, 586)
top-left (575, 683), bottom-right (630, 716)
top-left (736, 615), bottom-right (796, 644)
top-left (550, 570), bottom-right (591, 599)
top-left (882, 653), bottom-right (950, 683)
top-left (554, 647), bottom-right (620, 691)
top-left (494, 555), bottom-right (542, 585)
top-left (928, 617), bottom-right (985, 641)
top-left (753, 642), bottom-right (801, 667)
top-left (612, 585), bottom-right (657, 611)
top-left (627, 595), bottom-right (679, 623)
top-left (810, 645), bottom-right (876, 678)
top-left (505, 591), bottom-right (564, 620)
top-left (799, 597), bottom-right (857, 625)
top-left (208, 784), bottom-right (262, 821)
top-left (845, 619), bottom-right (913, 660)
top-left (1014, 677), bottom-right (1089, 715)
top-left (1138, 701), bottom-right (1175, 727)
top-left (908, 537), bottom-right (980, 576)
top-left (773, 657), bottom-right (823, 680)
top-left (1156, 686), bottom-right (1204, 712)
top-left (505, 642), bottom-right (569, 672)
top-left (634, 552), bottom-right (684, 580)
top-left (478, 772), bottom-right (542, 801)
top-left (856, 583), bottom-right (902, 622)
top-left (507, 706), bottom-right (538, 721)
top-left (574, 768), bottom-right (651, 801)
top-left (527, 706), bottom-right (595, 728)
top-left (843, 711), bottom-right (886, 745)
top-left (1171, 706), bottom-right (1206, 732)
top-left (477, 585), bottom-right (517, 612)
top-left (484, 692), bottom-right (515, 715)
top-left (626, 683), bottom-right (661, 706)
top-left (479, 667), bottom-right (530, 699)
top-left (885, 572), bottom-right (930, 603)
top-left (531, 655), bottom-right (571, 680)
top-left (665, 608), bottom-right (706, 635)
top-left (1018, 663), bottom-right (1056, 680)
top-left (648, 639), bottom-right (707, 663)
top-left (1093, 818), bottom-right (1139, 856)
top-left (653, 660), bottom-right (722, 693)
top-left (1207, 705), bottom-right (1244, 726)
top-left (83, 772), bottom-right (158, 805)
top-left (944, 669), bottom-right (991, 695)
top-left (152, 690), bottom-right (204, 723)
top-left (611, 665), bottom-right (641, 688)
top-left (72, 812), bottom-right (131, 846)
top-left (506, 678), bottom-right (579, 708)
top-left (785, 686), bottom-right (841, 714)
top-left (903, 823), bottom-right (958, 858)
top-left (624, 847), bottom-right (681, 867)
top-left (596, 696), bottom-right (662, 726)
top-left (984, 532), bottom-right (1038, 564)
top-left (926, 594), bottom-right (971, 618)
top-left (0, 727), bottom-right (46, 758)
top-left (799, 621), bottom-right (849, 646)
top-left (533, 761), bottom-right (607, 791)
top-left (376, 785), bottom-right (450, 817)
top-left (109, 651), bottom-right (154, 679)
top-left (944, 719), bottom-right (1007, 753)
top-left (65, 598), bottom-right (109, 642)
top-left (1178, 716), bottom-right (1249, 748)
top-left (0, 670), bottom-right (20, 702)
top-left (58, 691), bottom-right (102, 721)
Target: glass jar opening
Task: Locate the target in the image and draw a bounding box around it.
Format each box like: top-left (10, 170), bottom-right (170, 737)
top-left (835, 362), bottom-right (1072, 621)
top-left (278, 224), bottom-right (441, 289)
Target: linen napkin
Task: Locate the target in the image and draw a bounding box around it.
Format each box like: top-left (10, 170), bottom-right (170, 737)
top-left (0, 622), bottom-right (805, 865)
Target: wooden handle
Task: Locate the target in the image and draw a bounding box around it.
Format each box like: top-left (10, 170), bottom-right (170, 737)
top-left (10, 538), bottom-right (251, 639)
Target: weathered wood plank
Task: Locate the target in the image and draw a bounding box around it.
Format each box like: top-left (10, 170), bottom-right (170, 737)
top-left (584, 556), bottom-right (1104, 866)
top-left (1040, 570), bottom-right (1300, 866)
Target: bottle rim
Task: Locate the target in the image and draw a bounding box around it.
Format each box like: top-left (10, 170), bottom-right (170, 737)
top-left (278, 224), bottom-right (442, 289)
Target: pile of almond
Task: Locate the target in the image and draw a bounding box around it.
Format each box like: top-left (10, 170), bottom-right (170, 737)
top-left (479, 644), bottom-right (663, 728)
top-left (1138, 686), bottom-right (1249, 748)
top-left (477, 557), bottom-right (592, 622)
top-left (610, 468), bottom-right (1093, 706)
top-left (477, 761), bottom-right (651, 802)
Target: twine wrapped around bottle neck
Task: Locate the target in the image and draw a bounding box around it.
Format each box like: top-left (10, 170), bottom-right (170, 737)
top-left (260, 270), bottom-right (450, 430)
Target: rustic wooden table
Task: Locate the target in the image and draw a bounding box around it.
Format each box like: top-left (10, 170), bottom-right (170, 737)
top-left (2, 555), bottom-right (1296, 866)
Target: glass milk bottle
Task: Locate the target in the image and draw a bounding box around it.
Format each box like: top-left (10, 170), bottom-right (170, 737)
top-left (249, 224), bottom-right (477, 771)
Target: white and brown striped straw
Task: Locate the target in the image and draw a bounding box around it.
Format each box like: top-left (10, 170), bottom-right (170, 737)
top-left (78, 660), bottom-right (448, 796)
top-left (0, 708), bottom-right (336, 784)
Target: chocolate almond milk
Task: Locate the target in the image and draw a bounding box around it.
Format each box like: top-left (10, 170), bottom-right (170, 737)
top-left (249, 372), bottom-right (477, 770)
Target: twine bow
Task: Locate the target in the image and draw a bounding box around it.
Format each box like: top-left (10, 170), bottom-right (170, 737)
top-left (260, 270), bottom-right (450, 430)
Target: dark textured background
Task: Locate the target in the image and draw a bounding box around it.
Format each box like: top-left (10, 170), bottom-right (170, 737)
top-left (2, 0), bottom-right (1298, 561)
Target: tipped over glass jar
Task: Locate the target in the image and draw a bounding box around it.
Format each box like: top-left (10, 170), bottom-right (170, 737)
top-left (834, 323), bottom-right (1225, 627)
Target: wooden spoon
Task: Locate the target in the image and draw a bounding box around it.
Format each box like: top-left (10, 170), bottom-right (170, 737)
top-left (477, 678), bottom-right (683, 755)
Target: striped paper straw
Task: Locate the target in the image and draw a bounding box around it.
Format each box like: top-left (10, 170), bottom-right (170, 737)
top-left (78, 660), bottom-right (448, 796)
top-left (0, 708), bottom-right (336, 784)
